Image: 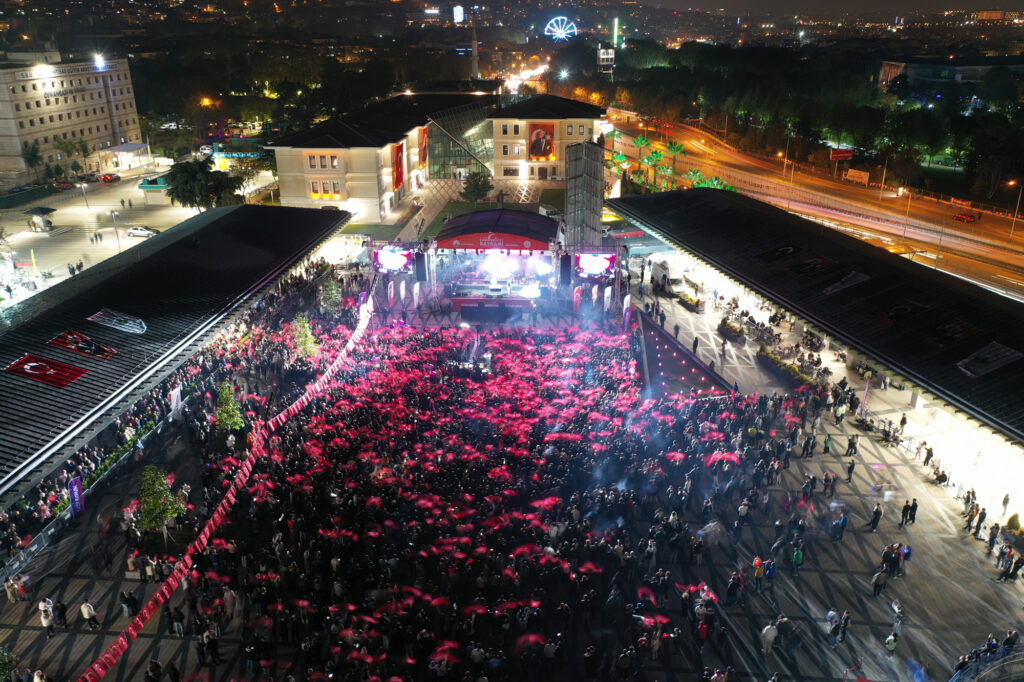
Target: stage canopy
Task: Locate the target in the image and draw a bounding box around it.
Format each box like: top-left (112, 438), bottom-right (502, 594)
top-left (435, 209), bottom-right (558, 251)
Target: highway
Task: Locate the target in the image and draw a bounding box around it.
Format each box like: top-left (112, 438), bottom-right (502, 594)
top-left (608, 112), bottom-right (1024, 300)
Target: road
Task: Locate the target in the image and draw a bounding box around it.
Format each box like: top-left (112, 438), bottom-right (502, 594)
top-left (0, 168), bottom-right (275, 307)
top-left (608, 113), bottom-right (1024, 300)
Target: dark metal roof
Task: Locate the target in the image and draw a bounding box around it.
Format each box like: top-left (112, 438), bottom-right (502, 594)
top-left (436, 209), bottom-right (559, 243)
top-left (269, 94), bottom-right (500, 150)
top-left (489, 94), bottom-right (606, 121)
top-left (608, 189), bottom-right (1024, 444)
top-left (0, 205), bottom-right (349, 502)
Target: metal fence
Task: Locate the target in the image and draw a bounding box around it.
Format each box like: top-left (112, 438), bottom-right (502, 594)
top-left (949, 647), bottom-right (1024, 681)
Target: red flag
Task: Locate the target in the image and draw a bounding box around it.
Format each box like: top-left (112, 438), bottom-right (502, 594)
top-left (47, 329), bottom-right (117, 359)
top-left (4, 353), bottom-right (87, 387)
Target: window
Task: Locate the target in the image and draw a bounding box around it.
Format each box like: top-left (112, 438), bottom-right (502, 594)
top-left (319, 155), bottom-right (327, 168)
top-left (308, 156), bottom-right (316, 169)
top-left (529, 166), bottom-right (535, 176)
top-left (578, 124), bottom-right (585, 135)
top-left (18, 122), bottom-right (23, 129)
top-left (311, 181), bottom-right (319, 194)
top-left (13, 103), bottom-right (19, 112)
top-left (330, 155), bottom-right (338, 169)
top-left (551, 166), bottom-right (557, 176)
top-left (24, 102), bottom-right (30, 110)
top-left (501, 123), bottom-right (508, 135)
top-left (566, 125), bottom-right (573, 136)
top-left (502, 144), bottom-right (509, 156)
top-left (513, 144), bottom-right (520, 156)
top-left (513, 124), bottom-right (520, 135)
top-left (502, 166), bottom-right (520, 177)
top-left (49, 115), bottom-right (54, 123)
top-left (332, 181), bottom-right (341, 194)
top-left (588, 127), bottom-right (592, 138)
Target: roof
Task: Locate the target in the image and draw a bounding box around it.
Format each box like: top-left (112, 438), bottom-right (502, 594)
top-left (436, 209), bottom-right (558, 250)
top-left (489, 94), bottom-right (606, 121)
top-left (0, 205), bottom-right (349, 504)
top-left (607, 189), bottom-right (1024, 445)
top-left (106, 142), bottom-right (148, 153)
top-left (269, 93), bottom-right (500, 150)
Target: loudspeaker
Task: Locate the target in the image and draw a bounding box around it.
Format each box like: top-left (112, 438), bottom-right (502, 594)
top-left (559, 254), bottom-right (571, 286)
top-left (414, 253), bottom-right (427, 281)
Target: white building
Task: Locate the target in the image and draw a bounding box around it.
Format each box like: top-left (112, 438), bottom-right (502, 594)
top-left (0, 55), bottom-right (144, 187)
top-left (490, 94), bottom-right (606, 181)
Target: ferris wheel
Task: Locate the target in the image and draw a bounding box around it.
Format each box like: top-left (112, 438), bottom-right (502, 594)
top-left (544, 16), bottom-right (578, 40)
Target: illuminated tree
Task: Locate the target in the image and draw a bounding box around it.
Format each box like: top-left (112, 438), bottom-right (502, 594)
top-left (460, 171), bottom-right (493, 204)
top-left (214, 381), bottom-right (245, 433)
top-left (633, 135), bottom-right (650, 182)
top-left (686, 168), bottom-right (705, 185)
top-left (137, 465), bottom-right (187, 534)
top-left (666, 141), bottom-right (686, 174)
top-left (291, 312), bottom-right (319, 359)
top-left (656, 164), bottom-right (674, 189)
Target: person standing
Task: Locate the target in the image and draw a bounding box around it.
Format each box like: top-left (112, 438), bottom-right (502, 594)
top-left (974, 508), bottom-right (987, 538)
top-left (839, 610), bottom-right (851, 643)
top-left (846, 459), bottom-right (856, 483)
top-left (1004, 494), bottom-right (1011, 519)
top-left (760, 621), bottom-right (778, 656)
top-left (871, 569), bottom-right (887, 596)
top-left (80, 599), bottom-right (99, 630)
top-left (53, 601), bottom-right (67, 629)
top-left (885, 632), bottom-right (899, 657)
top-left (899, 500), bottom-right (911, 528)
top-left (692, 337), bottom-right (699, 354)
top-left (908, 499), bottom-right (918, 524)
top-left (866, 504), bottom-right (883, 532)
top-left (39, 605), bottom-right (55, 639)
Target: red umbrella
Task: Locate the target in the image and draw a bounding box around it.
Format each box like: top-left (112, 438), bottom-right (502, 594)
top-left (462, 604), bottom-right (488, 615)
top-left (294, 599), bottom-right (310, 608)
top-left (266, 603), bottom-right (285, 612)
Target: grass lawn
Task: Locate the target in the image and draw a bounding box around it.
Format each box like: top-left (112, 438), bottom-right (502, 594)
top-left (422, 201), bottom-right (536, 239)
top-left (539, 188), bottom-right (566, 211)
top-left (342, 223), bottom-right (403, 241)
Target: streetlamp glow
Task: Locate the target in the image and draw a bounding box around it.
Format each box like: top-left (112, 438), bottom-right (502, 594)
top-left (93, 54), bottom-right (106, 71)
top-left (558, 69), bottom-right (569, 81)
top-left (77, 183), bottom-right (89, 209)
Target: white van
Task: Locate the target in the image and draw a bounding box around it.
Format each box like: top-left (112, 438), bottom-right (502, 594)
top-left (648, 252), bottom-right (693, 295)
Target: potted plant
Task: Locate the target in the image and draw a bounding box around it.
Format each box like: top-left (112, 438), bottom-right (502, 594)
top-left (718, 316), bottom-right (746, 345)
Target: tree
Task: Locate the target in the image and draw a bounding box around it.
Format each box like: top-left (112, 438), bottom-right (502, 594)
top-left (460, 171), bottom-right (493, 203)
top-left (70, 159), bottom-right (83, 175)
top-left (0, 645), bottom-right (18, 681)
top-left (656, 164), bottom-right (675, 189)
top-left (666, 140), bottom-right (686, 174)
top-left (633, 135), bottom-right (650, 180)
top-left (319, 278), bottom-right (343, 316)
top-left (166, 157), bottom-right (244, 211)
top-left (291, 312), bottom-right (319, 359)
top-left (43, 164), bottom-right (55, 181)
top-left (21, 142), bottom-right (42, 182)
top-left (214, 380), bottom-right (245, 432)
top-left (137, 465), bottom-right (187, 534)
top-left (980, 66), bottom-right (1019, 112)
top-left (686, 168), bottom-right (705, 184)
top-left (644, 150), bottom-right (664, 184)
top-left (604, 129), bottom-right (621, 152)
top-left (231, 156), bottom-right (262, 191)
top-left (52, 163), bottom-right (64, 179)
top-left (53, 137), bottom-right (77, 163)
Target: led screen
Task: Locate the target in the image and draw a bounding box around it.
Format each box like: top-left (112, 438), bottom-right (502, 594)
top-left (576, 253), bottom-right (616, 277)
top-left (374, 248), bottom-right (413, 272)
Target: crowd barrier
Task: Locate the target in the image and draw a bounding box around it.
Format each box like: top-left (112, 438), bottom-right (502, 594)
top-left (77, 290), bottom-right (376, 682)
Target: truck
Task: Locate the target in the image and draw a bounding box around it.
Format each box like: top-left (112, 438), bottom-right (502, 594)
top-left (648, 251), bottom-right (695, 296)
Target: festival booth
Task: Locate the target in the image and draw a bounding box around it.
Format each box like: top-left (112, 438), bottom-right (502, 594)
top-left (433, 210), bottom-right (562, 323)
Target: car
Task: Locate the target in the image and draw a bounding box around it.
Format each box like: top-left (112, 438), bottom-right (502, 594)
top-left (79, 172), bottom-right (100, 183)
top-left (100, 173), bottom-right (121, 183)
top-left (52, 181), bottom-right (73, 191)
top-left (198, 145), bottom-right (214, 155)
top-left (159, 122), bottom-right (179, 130)
top-left (126, 225), bottom-right (159, 238)
top-left (953, 212), bottom-right (977, 223)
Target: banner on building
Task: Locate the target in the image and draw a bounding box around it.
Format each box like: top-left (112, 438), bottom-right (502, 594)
top-left (87, 308), bottom-right (147, 334)
top-left (48, 329), bottom-right (116, 359)
top-left (5, 353), bottom-right (87, 388)
top-left (69, 476), bottom-right (84, 516)
top-left (392, 142), bottom-right (405, 191)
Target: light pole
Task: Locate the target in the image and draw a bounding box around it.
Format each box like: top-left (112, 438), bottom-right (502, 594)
top-left (109, 210), bottom-right (122, 254)
top-left (77, 183), bottom-right (89, 209)
top-left (878, 156), bottom-right (888, 202)
top-left (901, 190), bottom-right (912, 245)
top-left (1009, 179), bottom-right (1022, 240)
top-left (780, 134), bottom-right (790, 177)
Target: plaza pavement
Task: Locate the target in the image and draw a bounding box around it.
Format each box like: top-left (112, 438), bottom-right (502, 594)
top-left (0, 289), bottom-right (1018, 682)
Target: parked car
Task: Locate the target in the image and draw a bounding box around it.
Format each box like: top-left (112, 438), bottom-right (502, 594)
top-left (100, 173), bottom-right (121, 183)
top-left (52, 181), bottom-right (74, 191)
top-left (126, 225), bottom-right (159, 238)
top-left (79, 172), bottom-right (100, 183)
top-left (953, 212), bottom-right (977, 223)
top-left (159, 121), bottom-right (179, 130)
top-left (198, 145), bottom-right (214, 155)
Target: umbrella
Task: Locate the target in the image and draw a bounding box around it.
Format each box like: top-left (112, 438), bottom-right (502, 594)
top-left (23, 206), bottom-right (56, 216)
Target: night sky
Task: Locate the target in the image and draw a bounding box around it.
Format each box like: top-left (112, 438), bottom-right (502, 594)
top-left (654, 0), bottom-right (1006, 15)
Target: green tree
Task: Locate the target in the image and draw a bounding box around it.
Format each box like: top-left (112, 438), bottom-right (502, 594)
top-left (604, 129), bottom-right (621, 151)
top-left (460, 171), bottom-right (493, 204)
top-left (52, 163), bottom-right (64, 179)
top-left (214, 380), bottom-right (245, 432)
top-left (21, 142), bottom-right (42, 181)
top-left (0, 645), bottom-right (18, 681)
top-left (70, 159), bottom-right (83, 175)
top-left (633, 135), bottom-right (650, 180)
top-left (980, 66), bottom-right (1019, 112)
top-left (656, 164), bottom-right (674, 189)
top-left (319, 278), bottom-right (342, 316)
top-left (666, 140), bottom-right (686, 174)
top-left (686, 168), bottom-right (705, 184)
top-left (43, 164), bottom-right (55, 181)
top-left (166, 157), bottom-right (244, 211)
top-left (291, 312), bottom-right (319, 358)
top-left (53, 137), bottom-right (77, 163)
top-left (137, 465), bottom-right (187, 533)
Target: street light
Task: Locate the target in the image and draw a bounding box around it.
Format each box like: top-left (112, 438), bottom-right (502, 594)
top-left (77, 183), bottom-right (89, 209)
top-left (1009, 179), bottom-right (1022, 240)
top-left (109, 210), bottom-right (122, 254)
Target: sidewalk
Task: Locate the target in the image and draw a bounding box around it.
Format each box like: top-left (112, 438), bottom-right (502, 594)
top-left (633, 284), bottom-right (1023, 682)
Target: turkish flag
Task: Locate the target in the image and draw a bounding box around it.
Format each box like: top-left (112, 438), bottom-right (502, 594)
top-left (47, 329), bottom-right (116, 359)
top-left (5, 353), bottom-right (87, 387)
